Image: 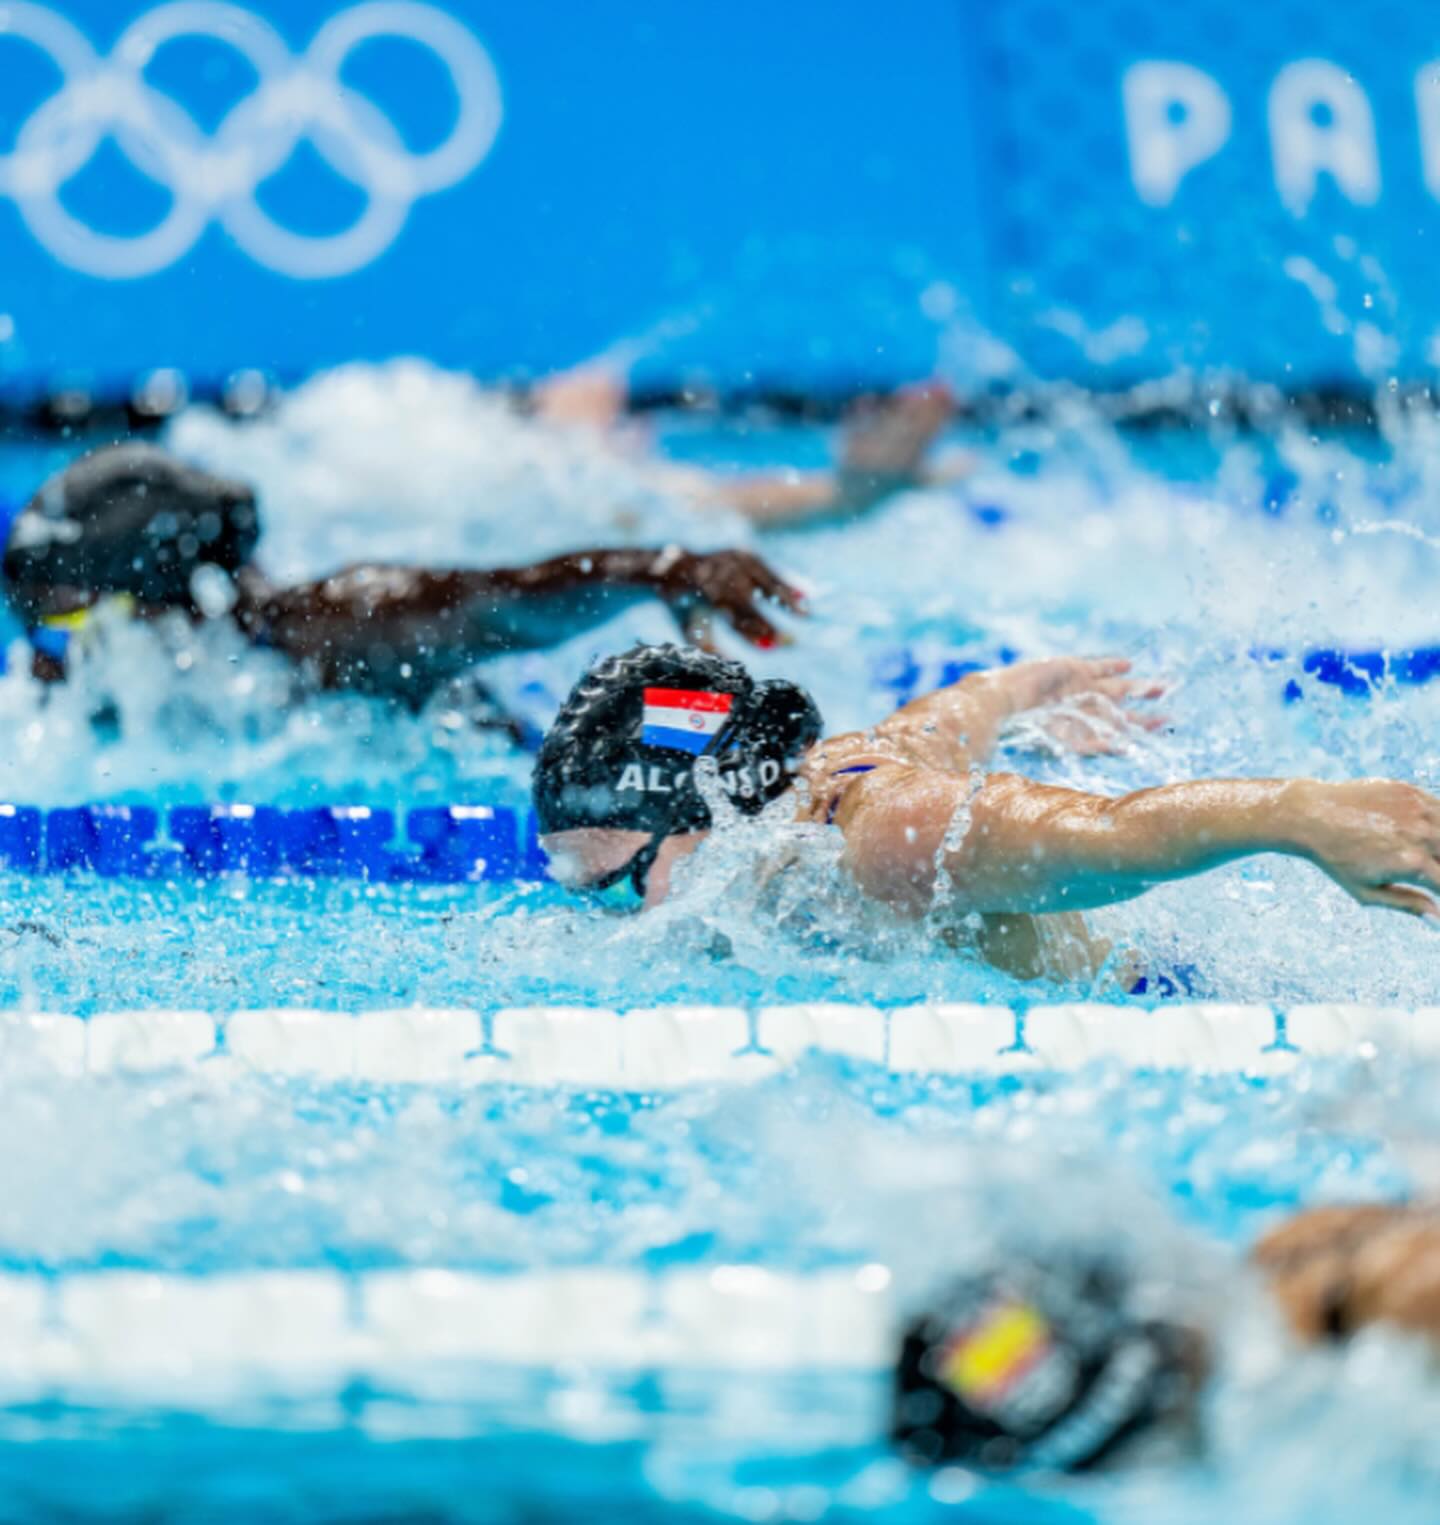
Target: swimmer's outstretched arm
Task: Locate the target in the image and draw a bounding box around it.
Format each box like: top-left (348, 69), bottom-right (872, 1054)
top-left (239, 548), bottom-right (803, 692)
top-left (887, 658), bottom-right (1161, 769)
top-left (811, 658), bottom-right (1162, 780)
top-left (466, 547), bottom-right (804, 650)
top-left (670, 383), bottom-right (962, 529)
top-left (835, 768), bottom-right (1440, 920)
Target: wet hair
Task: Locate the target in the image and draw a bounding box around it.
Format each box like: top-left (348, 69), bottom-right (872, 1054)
top-left (533, 644), bottom-right (823, 840)
top-left (3, 444), bottom-right (260, 620)
top-left (892, 1259), bottom-right (1197, 1475)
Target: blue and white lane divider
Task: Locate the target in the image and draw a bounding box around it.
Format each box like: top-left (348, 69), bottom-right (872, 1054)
top-left (1, 1003), bottom-right (1430, 1084)
top-left (0, 1263), bottom-right (894, 1409)
top-left (0, 803), bottom-right (549, 882)
top-left (874, 645), bottom-right (1440, 706)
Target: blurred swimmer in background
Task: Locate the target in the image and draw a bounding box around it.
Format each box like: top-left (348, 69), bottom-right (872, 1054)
top-left (536, 645), bottom-right (1440, 983)
top-left (3, 445), bottom-right (805, 731)
top-left (2, 369), bottom-right (954, 730)
top-left (892, 1200), bottom-right (1440, 1475)
top-left (529, 364), bottom-right (959, 527)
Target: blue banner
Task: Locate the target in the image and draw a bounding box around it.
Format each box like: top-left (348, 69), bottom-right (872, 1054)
top-left (0, 0), bottom-right (1435, 393)
top-left (969, 0), bottom-right (1440, 384)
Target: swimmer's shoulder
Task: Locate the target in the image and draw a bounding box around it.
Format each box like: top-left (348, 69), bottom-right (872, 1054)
top-left (795, 732), bottom-right (914, 826)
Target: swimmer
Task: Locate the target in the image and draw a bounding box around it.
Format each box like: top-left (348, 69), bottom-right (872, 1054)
top-left (2, 444), bottom-right (804, 722)
top-left (535, 645), bottom-right (1440, 982)
top-left (892, 1200), bottom-right (1440, 1475)
top-left (526, 364), bottom-right (961, 528)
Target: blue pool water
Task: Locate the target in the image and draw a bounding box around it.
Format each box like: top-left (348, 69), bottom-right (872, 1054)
top-left (4, 362), bottom-right (1440, 1519)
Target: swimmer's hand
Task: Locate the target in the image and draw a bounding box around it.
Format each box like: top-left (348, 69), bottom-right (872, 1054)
top-left (1254, 1204), bottom-right (1440, 1343)
top-left (996, 656), bottom-right (1167, 714)
top-left (649, 548), bottom-right (806, 650)
top-left (990, 657), bottom-right (1168, 755)
top-left (1286, 779), bottom-right (1440, 918)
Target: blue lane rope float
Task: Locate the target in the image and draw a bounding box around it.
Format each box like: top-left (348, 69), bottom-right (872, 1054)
top-left (0, 804), bottom-right (552, 883)
top-left (874, 645), bottom-right (1440, 706)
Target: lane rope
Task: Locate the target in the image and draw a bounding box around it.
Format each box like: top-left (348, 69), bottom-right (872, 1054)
top-left (0, 1262), bottom-right (895, 1406)
top-left (0, 803), bottom-right (549, 882)
top-left (0, 1002), bottom-right (1421, 1084)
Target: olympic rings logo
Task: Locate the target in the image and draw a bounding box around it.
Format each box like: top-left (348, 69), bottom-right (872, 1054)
top-left (0, 1), bottom-right (503, 278)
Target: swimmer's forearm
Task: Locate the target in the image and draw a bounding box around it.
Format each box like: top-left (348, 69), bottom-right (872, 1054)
top-left (249, 548), bottom-right (799, 673)
top-left (950, 776), bottom-right (1304, 912)
top-left (844, 773), bottom-right (1305, 915)
top-left (472, 548), bottom-right (693, 644)
top-left (465, 546), bottom-right (801, 651)
top-left (484, 548), bottom-right (686, 598)
top-left (459, 579), bottom-right (658, 652)
top-left (251, 551), bottom-right (698, 663)
top-left (875, 672), bottom-right (1024, 771)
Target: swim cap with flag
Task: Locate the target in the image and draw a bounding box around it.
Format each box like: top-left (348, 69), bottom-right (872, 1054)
top-left (891, 1259), bottom-right (1199, 1475)
top-left (533, 644), bottom-right (823, 838)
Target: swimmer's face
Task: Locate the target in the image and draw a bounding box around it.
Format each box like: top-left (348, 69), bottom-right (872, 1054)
top-left (542, 827), bottom-right (708, 909)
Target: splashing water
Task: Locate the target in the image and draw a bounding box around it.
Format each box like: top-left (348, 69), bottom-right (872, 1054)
top-left (4, 360), bottom-right (1440, 1516)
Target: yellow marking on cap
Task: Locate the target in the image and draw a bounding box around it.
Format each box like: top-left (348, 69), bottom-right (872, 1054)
top-left (39, 594), bottom-right (136, 631)
top-left (939, 1300), bottom-right (1052, 1406)
top-left (39, 608), bottom-right (92, 632)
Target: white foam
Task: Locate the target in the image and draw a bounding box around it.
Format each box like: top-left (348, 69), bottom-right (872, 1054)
top-left (0, 1275), bottom-right (59, 1396)
top-left (167, 360), bottom-right (748, 583)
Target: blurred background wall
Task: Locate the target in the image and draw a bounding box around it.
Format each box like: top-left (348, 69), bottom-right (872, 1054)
top-left (1, 0), bottom-right (1436, 398)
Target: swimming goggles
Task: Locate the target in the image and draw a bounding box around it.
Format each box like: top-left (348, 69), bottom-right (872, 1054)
top-left (577, 709), bottom-right (744, 907)
top-left (581, 831), bottom-right (665, 903)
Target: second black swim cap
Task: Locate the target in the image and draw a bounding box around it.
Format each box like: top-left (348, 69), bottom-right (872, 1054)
top-left (3, 444), bottom-right (260, 620)
top-left (892, 1259), bottom-right (1198, 1475)
top-left (534, 644), bottom-right (822, 838)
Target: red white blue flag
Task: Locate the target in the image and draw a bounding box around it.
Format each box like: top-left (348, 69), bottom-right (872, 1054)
top-left (642, 687), bottom-right (733, 754)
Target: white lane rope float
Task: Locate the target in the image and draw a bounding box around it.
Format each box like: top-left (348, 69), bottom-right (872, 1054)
top-left (0, 1), bottom-right (503, 278)
top-left (0, 1002), bottom-right (1430, 1084)
top-left (0, 1263), bottom-right (896, 1409)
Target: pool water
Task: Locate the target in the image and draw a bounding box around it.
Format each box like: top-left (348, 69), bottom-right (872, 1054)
top-left (2, 361), bottom-right (1440, 1520)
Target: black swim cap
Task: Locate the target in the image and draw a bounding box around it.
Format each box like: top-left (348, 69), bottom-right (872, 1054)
top-left (534, 644), bottom-right (823, 839)
top-left (892, 1260), bottom-right (1196, 1475)
top-left (3, 444), bottom-right (260, 620)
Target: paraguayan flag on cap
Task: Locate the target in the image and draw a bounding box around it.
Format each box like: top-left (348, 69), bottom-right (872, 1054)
top-left (641, 687), bottom-right (733, 754)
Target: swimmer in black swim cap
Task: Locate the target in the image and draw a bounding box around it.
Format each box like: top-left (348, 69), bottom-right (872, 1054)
top-left (893, 1200), bottom-right (1440, 1476)
top-left (3, 444), bottom-right (804, 721)
top-left (534, 644), bottom-right (822, 898)
top-left (540, 648), bottom-right (1440, 974)
top-left (893, 1259), bottom-right (1204, 1474)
